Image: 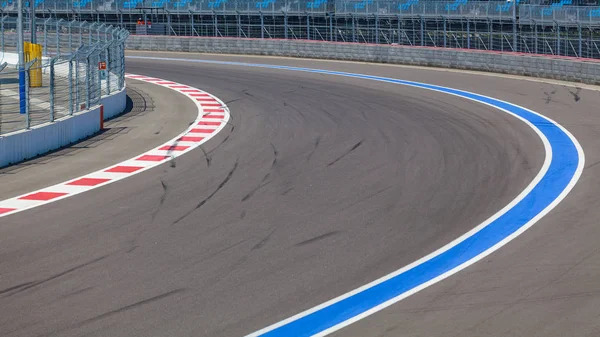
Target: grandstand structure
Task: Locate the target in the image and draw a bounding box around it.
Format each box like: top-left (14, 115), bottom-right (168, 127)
top-left (2, 0), bottom-right (600, 58)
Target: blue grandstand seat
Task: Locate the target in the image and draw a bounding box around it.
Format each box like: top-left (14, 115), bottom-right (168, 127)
top-left (255, 0), bottom-right (274, 9)
top-left (590, 7), bottom-right (600, 17)
top-left (445, 0), bottom-right (467, 11)
top-left (73, 0), bottom-right (93, 8)
top-left (497, 0), bottom-right (519, 12)
top-left (307, 0), bottom-right (326, 9)
top-left (541, 0), bottom-right (573, 15)
top-left (354, 0), bottom-right (373, 10)
top-left (208, 0), bottom-right (227, 9)
top-left (398, 0), bottom-right (418, 11)
top-left (172, 0), bottom-right (190, 9)
top-left (122, 0), bottom-right (143, 9)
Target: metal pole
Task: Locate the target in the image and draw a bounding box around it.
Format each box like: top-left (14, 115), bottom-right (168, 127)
top-left (69, 58), bottom-right (73, 115)
top-left (420, 16), bottom-right (424, 46)
top-left (443, 17), bottom-right (447, 48)
top-left (50, 58), bottom-right (55, 122)
top-left (17, 0), bottom-right (27, 116)
top-left (467, 18), bottom-right (470, 49)
top-left (284, 12), bottom-right (288, 40)
top-left (512, 0), bottom-right (517, 52)
top-left (75, 53), bottom-right (80, 111)
top-left (352, 14), bottom-right (355, 43)
top-left (578, 24), bottom-right (582, 58)
top-left (375, 14), bottom-right (379, 44)
top-left (43, 18), bottom-right (48, 56)
top-left (214, 12), bottom-right (218, 37)
top-left (106, 41), bottom-right (111, 95)
top-left (31, 0), bottom-right (36, 44)
top-left (307, 13), bottom-right (310, 40)
top-left (25, 63), bottom-right (30, 128)
top-left (56, 20), bottom-right (60, 55)
top-left (237, 12), bottom-right (242, 38)
top-left (86, 53), bottom-right (91, 109)
top-left (260, 11), bottom-right (264, 39)
top-left (534, 21), bottom-right (538, 54)
top-left (330, 13), bottom-right (333, 42)
top-left (1, 17), bottom-right (5, 53)
top-left (555, 21), bottom-right (560, 56)
top-left (397, 15), bottom-right (401, 44)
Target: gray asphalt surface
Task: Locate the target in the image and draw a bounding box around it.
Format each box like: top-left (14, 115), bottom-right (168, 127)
top-left (0, 78), bottom-right (197, 199)
top-left (1, 52), bottom-right (598, 337)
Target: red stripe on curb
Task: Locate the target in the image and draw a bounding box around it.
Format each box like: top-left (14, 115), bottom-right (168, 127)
top-left (203, 115), bottom-right (225, 119)
top-left (198, 121), bottom-right (222, 126)
top-left (0, 208), bottom-right (16, 215)
top-left (201, 103), bottom-right (222, 107)
top-left (190, 128), bottom-right (215, 133)
top-left (170, 85), bottom-right (189, 89)
top-left (158, 145), bottom-right (190, 151)
top-left (19, 192), bottom-right (68, 201)
top-left (136, 155), bottom-right (171, 162)
top-left (157, 81), bottom-right (176, 85)
top-left (189, 93), bottom-right (210, 97)
top-left (178, 136), bottom-right (205, 142)
top-left (204, 108), bottom-right (225, 112)
top-left (105, 165), bottom-right (144, 173)
top-left (181, 89), bottom-right (202, 93)
top-left (67, 178), bottom-right (111, 186)
top-left (127, 75), bottom-right (147, 79)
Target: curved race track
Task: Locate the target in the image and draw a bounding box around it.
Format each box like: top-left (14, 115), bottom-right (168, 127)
top-left (1, 53), bottom-right (600, 337)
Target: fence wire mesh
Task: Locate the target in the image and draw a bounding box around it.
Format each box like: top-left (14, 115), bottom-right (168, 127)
top-left (0, 17), bottom-right (128, 135)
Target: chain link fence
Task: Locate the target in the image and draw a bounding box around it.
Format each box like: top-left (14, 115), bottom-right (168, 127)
top-left (0, 17), bottom-right (128, 135)
top-left (2, 1), bottom-right (596, 59)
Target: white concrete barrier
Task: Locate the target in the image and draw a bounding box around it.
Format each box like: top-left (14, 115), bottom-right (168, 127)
top-left (0, 106), bottom-right (102, 167)
top-left (0, 52), bottom-right (126, 168)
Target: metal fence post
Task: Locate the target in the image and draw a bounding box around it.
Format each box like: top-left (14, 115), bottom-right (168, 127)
top-left (1, 16), bottom-right (5, 53)
top-left (49, 57), bottom-right (56, 122)
top-left (69, 57), bottom-right (73, 115)
top-left (513, 0), bottom-right (517, 52)
top-left (443, 16), bottom-right (447, 48)
top-left (24, 61), bottom-right (34, 129)
top-left (260, 11), bottom-right (264, 39)
top-left (55, 19), bottom-right (60, 55)
top-left (420, 16), bottom-right (424, 46)
top-left (578, 23), bottom-right (582, 58)
top-left (69, 20), bottom-right (74, 51)
top-left (43, 18), bottom-right (50, 56)
top-left (86, 51), bottom-right (91, 109)
top-left (79, 21), bottom-right (84, 46)
top-left (307, 14), bottom-right (310, 40)
top-left (284, 11), bottom-right (288, 40)
top-left (467, 18), bottom-right (470, 49)
top-left (534, 21), bottom-right (538, 54)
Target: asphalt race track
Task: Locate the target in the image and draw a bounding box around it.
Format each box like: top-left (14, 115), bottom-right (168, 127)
top-left (2, 52), bottom-right (600, 337)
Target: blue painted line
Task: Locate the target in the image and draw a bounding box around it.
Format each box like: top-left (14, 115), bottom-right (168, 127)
top-left (127, 56), bottom-right (583, 336)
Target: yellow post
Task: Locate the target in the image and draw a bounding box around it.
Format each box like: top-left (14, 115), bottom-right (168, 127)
top-left (29, 43), bottom-right (43, 88)
top-left (23, 42), bottom-right (43, 87)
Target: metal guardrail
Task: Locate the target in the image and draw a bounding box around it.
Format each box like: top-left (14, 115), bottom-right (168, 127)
top-left (0, 17), bottom-right (128, 135)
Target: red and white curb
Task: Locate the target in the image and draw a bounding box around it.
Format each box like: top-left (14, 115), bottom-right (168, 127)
top-left (0, 74), bottom-right (231, 218)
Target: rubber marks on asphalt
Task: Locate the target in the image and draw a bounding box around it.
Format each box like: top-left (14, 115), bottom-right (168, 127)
top-left (0, 74), bottom-right (231, 218)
